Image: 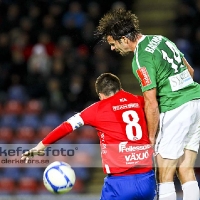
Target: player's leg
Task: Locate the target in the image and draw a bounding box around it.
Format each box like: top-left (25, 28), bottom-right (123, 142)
top-left (176, 99), bottom-right (200, 200)
top-left (176, 149), bottom-right (199, 200)
top-left (154, 104), bottom-right (191, 200)
top-left (155, 154), bottom-right (177, 200)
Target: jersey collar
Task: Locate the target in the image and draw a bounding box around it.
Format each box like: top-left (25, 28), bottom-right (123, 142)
top-left (134, 35), bottom-right (146, 53)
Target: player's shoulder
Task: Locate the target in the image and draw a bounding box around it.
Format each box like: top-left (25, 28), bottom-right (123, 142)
top-left (118, 90), bottom-right (144, 102)
top-left (82, 101), bottom-right (99, 112)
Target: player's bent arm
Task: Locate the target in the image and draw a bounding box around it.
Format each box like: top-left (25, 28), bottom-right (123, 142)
top-left (183, 57), bottom-right (194, 78)
top-left (143, 88), bottom-right (160, 145)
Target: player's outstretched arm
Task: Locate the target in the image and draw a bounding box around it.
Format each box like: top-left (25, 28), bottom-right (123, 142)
top-left (21, 121), bottom-right (75, 163)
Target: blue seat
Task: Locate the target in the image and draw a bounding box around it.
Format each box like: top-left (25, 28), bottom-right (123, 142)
top-left (0, 168), bottom-right (22, 181)
top-left (41, 112), bottom-right (62, 128)
top-left (22, 168), bottom-right (42, 181)
top-left (0, 114), bottom-right (19, 129)
top-left (19, 114), bottom-right (40, 129)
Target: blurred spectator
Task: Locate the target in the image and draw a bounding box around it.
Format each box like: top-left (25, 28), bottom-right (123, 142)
top-left (81, 20), bottom-right (96, 48)
top-left (0, 33), bottom-right (11, 64)
top-left (10, 49), bottom-right (27, 84)
top-left (37, 32), bottom-right (56, 57)
top-left (86, 2), bottom-right (101, 26)
top-left (27, 43), bottom-right (52, 77)
top-left (48, 2), bottom-right (64, 23)
top-left (45, 78), bottom-right (67, 112)
top-left (0, 4), bottom-right (20, 32)
top-left (62, 1), bottom-right (86, 46)
top-left (111, 1), bottom-right (127, 10)
top-left (192, 28), bottom-right (200, 66)
top-left (62, 1), bottom-right (87, 29)
top-left (65, 74), bottom-right (88, 111)
top-left (7, 74), bottom-right (28, 103)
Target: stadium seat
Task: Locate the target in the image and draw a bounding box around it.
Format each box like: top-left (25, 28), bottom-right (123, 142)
top-left (41, 112), bottom-right (62, 127)
top-left (3, 100), bottom-right (23, 115)
top-left (0, 168), bottom-right (22, 181)
top-left (0, 127), bottom-right (14, 143)
top-left (0, 114), bottom-right (19, 129)
top-left (14, 126), bottom-right (35, 143)
top-left (0, 177), bottom-right (15, 195)
top-left (19, 114), bottom-right (40, 129)
top-left (71, 178), bottom-right (85, 193)
top-left (73, 167), bottom-right (90, 181)
top-left (24, 99), bottom-right (43, 115)
top-left (22, 168), bottom-right (42, 181)
top-left (7, 85), bottom-right (27, 103)
top-left (37, 180), bottom-right (50, 194)
top-left (36, 126), bottom-right (54, 141)
top-left (16, 177), bottom-right (38, 194)
top-left (77, 126), bottom-right (98, 144)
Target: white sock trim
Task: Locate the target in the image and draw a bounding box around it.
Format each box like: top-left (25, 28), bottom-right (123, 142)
top-left (182, 181), bottom-right (198, 190)
top-left (158, 182), bottom-right (175, 195)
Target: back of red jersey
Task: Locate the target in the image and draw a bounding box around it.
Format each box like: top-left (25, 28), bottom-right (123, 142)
top-left (80, 90), bottom-right (153, 174)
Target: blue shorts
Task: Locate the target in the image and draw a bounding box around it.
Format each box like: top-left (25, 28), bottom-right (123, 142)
top-left (100, 170), bottom-right (156, 200)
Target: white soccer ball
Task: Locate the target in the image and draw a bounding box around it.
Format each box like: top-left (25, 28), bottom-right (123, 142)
top-left (43, 161), bottom-right (76, 194)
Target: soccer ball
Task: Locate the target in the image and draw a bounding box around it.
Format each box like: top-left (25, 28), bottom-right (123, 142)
top-left (43, 161), bottom-right (76, 194)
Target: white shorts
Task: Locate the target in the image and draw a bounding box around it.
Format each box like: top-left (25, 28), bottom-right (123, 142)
top-left (155, 99), bottom-right (200, 159)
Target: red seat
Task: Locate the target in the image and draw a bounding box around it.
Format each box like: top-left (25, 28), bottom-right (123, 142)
top-left (0, 127), bottom-right (14, 143)
top-left (0, 177), bottom-right (15, 194)
top-left (3, 100), bottom-right (23, 115)
top-left (72, 178), bottom-right (85, 193)
top-left (24, 99), bottom-right (43, 115)
top-left (36, 126), bottom-right (54, 141)
top-left (78, 126), bottom-right (98, 143)
top-left (15, 126), bottom-right (35, 143)
top-left (17, 177), bottom-right (38, 194)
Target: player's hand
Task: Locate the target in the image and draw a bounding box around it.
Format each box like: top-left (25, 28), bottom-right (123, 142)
top-left (21, 148), bottom-right (45, 163)
top-left (21, 142), bottom-right (46, 163)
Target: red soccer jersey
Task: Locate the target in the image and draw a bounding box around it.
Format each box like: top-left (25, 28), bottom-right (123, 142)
top-left (42, 90), bottom-right (153, 175)
top-left (80, 90), bottom-right (153, 174)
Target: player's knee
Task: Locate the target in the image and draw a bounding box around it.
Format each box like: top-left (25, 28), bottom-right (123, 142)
top-left (157, 168), bottom-right (175, 182)
top-left (177, 167), bottom-right (196, 183)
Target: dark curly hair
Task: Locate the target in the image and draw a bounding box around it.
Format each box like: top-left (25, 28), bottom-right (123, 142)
top-left (95, 9), bottom-right (141, 42)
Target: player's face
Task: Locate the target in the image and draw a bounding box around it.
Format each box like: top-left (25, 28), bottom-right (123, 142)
top-left (107, 36), bottom-right (130, 56)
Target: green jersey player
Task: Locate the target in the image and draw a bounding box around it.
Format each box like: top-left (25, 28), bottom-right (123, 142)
top-left (96, 8), bottom-right (200, 200)
top-left (132, 34), bottom-right (200, 112)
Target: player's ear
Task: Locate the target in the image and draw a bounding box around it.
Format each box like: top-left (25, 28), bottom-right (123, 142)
top-left (99, 93), bottom-right (106, 100)
top-left (121, 36), bottom-right (128, 44)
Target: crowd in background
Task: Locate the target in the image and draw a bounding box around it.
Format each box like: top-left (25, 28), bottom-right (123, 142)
top-left (0, 0), bottom-right (127, 113)
top-left (0, 0), bottom-right (200, 196)
top-left (0, 0), bottom-right (127, 195)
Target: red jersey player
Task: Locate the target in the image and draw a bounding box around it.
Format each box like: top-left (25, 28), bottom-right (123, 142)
top-left (21, 73), bottom-right (156, 200)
